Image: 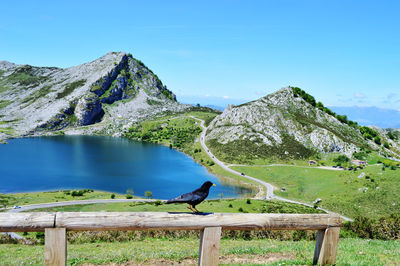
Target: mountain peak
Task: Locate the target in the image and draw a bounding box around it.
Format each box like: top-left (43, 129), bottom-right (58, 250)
top-left (0, 52), bottom-right (186, 140)
top-left (205, 87), bottom-right (400, 163)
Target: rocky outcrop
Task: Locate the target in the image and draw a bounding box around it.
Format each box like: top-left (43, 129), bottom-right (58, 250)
top-left (75, 93), bottom-right (104, 126)
top-left (90, 54), bottom-right (129, 97)
top-left (101, 75), bottom-right (134, 104)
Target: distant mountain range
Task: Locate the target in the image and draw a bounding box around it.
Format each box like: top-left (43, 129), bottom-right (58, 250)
top-left (330, 106), bottom-right (400, 129)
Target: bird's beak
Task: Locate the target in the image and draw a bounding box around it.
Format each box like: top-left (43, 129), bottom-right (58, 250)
top-left (212, 184), bottom-right (216, 186)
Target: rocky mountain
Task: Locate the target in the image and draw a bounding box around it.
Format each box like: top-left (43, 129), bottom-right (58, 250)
top-left (205, 87), bottom-right (400, 163)
top-left (0, 52), bottom-right (188, 140)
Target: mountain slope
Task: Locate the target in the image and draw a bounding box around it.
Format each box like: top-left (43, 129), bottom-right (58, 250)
top-left (205, 87), bottom-right (400, 163)
top-left (0, 52), bottom-right (188, 140)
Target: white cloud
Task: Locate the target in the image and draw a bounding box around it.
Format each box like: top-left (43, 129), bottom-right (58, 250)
top-left (204, 94), bottom-right (210, 97)
top-left (223, 96), bottom-right (229, 99)
top-left (354, 93), bottom-right (365, 99)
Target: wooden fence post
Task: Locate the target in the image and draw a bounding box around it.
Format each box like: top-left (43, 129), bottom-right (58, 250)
top-left (198, 227), bottom-right (221, 266)
top-left (45, 228), bottom-right (67, 266)
top-left (313, 227), bottom-right (340, 265)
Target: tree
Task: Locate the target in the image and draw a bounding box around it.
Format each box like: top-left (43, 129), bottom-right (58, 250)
top-left (374, 136), bottom-right (382, 145)
top-left (126, 188), bottom-right (134, 195)
top-left (384, 142), bottom-right (390, 149)
top-left (333, 155), bottom-right (350, 166)
top-left (144, 190), bottom-right (153, 199)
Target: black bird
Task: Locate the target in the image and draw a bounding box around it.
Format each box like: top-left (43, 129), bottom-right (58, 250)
top-left (165, 181), bottom-right (216, 212)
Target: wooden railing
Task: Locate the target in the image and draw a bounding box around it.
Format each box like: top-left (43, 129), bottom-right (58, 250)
top-left (0, 212), bottom-right (342, 265)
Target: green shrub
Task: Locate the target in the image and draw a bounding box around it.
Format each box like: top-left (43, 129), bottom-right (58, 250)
top-left (111, 194), bottom-right (115, 199)
top-left (374, 136), bottom-right (382, 145)
top-left (125, 194), bottom-right (133, 199)
top-left (333, 155), bottom-right (350, 166)
top-left (71, 190), bottom-right (84, 197)
top-left (56, 79), bottom-right (86, 99)
top-left (343, 214), bottom-right (400, 240)
top-left (144, 190), bottom-right (153, 198)
top-left (384, 142), bottom-right (390, 149)
top-left (360, 126), bottom-right (378, 140)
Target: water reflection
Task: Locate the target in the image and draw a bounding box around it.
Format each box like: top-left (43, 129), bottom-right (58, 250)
top-left (0, 136), bottom-right (253, 199)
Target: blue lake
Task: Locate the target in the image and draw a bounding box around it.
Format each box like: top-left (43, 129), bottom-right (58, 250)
top-left (0, 136), bottom-right (251, 199)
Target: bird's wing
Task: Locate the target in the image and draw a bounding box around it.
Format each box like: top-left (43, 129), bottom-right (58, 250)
top-left (166, 192), bottom-right (197, 204)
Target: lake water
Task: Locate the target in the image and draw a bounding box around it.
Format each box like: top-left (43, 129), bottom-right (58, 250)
top-left (0, 136), bottom-right (251, 199)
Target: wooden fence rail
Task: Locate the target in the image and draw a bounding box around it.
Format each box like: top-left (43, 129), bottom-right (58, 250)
top-left (0, 212), bottom-right (342, 265)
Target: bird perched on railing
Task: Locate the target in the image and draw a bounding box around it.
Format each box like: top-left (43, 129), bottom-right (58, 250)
top-left (165, 181), bottom-right (216, 212)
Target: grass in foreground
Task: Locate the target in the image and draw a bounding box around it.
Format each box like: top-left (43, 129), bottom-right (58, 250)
top-left (0, 238), bottom-right (398, 265)
top-left (231, 165), bottom-right (400, 219)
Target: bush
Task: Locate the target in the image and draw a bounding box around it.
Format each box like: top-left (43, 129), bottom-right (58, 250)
top-left (384, 142), bottom-right (390, 149)
top-left (154, 200), bottom-right (162, 206)
top-left (125, 194), bottom-right (133, 199)
top-left (246, 199), bottom-right (251, 204)
top-left (238, 207), bottom-right (244, 212)
top-left (333, 155), bottom-right (350, 166)
top-left (343, 214), bottom-right (400, 240)
top-left (111, 194), bottom-right (115, 199)
top-left (228, 204), bottom-right (233, 208)
top-left (71, 190), bottom-right (84, 197)
top-left (353, 151), bottom-right (367, 160)
top-left (144, 190), bottom-right (153, 198)
top-left (374, 136), bottom-right (382, 145)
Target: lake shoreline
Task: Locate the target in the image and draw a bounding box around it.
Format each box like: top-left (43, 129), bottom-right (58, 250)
top-left (1, 136), bottom-right (252, 198)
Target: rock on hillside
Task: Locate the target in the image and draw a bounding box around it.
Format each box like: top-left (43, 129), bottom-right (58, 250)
top-left (205, 87), bottom-right (400, 163)
top-left (0, 52), bottom-right (188, 140)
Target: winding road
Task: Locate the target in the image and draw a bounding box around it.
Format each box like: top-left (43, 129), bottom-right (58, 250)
top-left (192, 116), bottom-right (353, 221)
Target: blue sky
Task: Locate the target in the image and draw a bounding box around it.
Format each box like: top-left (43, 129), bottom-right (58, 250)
top-left (1, 0), bottom-right (400, 109)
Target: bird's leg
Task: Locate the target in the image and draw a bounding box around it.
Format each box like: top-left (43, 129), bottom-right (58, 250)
top-left (187, 204), bottom-right (195, 212)
top-left (193, 206), bottom-right (200, 213)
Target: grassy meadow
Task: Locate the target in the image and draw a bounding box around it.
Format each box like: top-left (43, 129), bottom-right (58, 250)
top-left (231, 164), bottom-right (400, 219)
top-left (4, 190), bottom-right (127, 207)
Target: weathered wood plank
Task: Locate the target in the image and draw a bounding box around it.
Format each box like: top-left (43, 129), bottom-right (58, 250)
top-left (45, 228), bottom-right (67, 266)
top-left (0, 213), bottom-right (55, 232)
top-left (199, 227), bottom-right (221, 266)
top-left (313, 229), bottom-right (325, 265)
top-left (318, 227), bottom-right (340, 265)
top-left (54, 212), bottom-right (342, 231)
